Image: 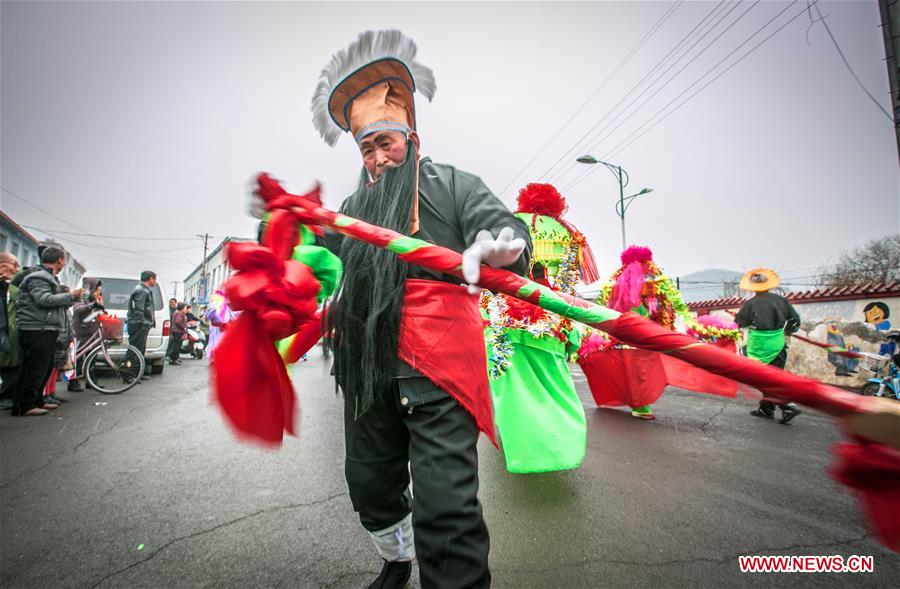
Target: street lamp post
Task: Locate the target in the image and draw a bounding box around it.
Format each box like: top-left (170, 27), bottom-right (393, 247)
top-left (576, 155), bottom-right (652, 250)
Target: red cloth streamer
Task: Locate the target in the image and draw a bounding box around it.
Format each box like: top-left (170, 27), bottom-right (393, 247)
top-left (830, 441), bottom-right (900, 552)
top-left (578, 348), bottom-right (742, 408)
top-left (211, 238), bottom-right (320, 446)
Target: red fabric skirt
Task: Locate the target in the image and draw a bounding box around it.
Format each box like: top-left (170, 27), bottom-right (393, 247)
top-left (578, 348), bottom-right (742, 408)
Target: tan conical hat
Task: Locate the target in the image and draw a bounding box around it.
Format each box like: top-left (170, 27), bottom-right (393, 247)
top-left (740, 268), bottom-right (780, 292)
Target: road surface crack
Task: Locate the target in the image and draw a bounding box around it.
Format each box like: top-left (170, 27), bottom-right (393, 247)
top-left (699, 401), bottom-right (729, 435)
top-left (0, 407), bottom-right (144, 489)
top-left (89, 492), bottom-right (347, 588)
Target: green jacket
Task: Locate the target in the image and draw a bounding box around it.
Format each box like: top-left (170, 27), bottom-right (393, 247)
top-left (0, 283), bottom-right (21, 368)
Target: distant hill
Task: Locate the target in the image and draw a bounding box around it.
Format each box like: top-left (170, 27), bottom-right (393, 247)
top-left (678, 269), bottom-right (743, 303)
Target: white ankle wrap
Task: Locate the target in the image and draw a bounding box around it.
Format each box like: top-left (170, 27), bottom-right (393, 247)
top-left (370, 513), bottom-right (415, 562)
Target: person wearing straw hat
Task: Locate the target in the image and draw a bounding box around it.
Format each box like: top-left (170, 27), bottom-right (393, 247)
top-left (735, 268), bottom-right (802, 423)
top-left (297, 30), bottom-right (531, 589)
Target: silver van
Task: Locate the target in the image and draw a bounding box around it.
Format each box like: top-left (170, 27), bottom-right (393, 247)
top-left (84, 276), bottom-right (170, 374)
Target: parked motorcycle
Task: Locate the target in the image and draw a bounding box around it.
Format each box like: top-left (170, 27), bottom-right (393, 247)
top-left (181, 321), bottom-right (207, 360)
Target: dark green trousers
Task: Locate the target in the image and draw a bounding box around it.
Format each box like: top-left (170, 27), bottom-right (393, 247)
top-left (344, 379), bottom-right (491, 588)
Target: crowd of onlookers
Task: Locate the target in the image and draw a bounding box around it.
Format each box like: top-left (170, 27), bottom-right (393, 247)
top-left (0, 246), bottom-right (171, 416)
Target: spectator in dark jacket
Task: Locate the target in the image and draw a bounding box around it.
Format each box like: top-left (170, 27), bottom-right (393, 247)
top-left (69, 277), bottom-right (104, 392)
top-left (127, 271), bottom-right (156, 380)
top-left (9, 247), bottom-right (83, 416)
top-left (165, 298), bottom-right (178, 360)
top-left (42, 286), bottom-right (75, 405)
top-left (0, 252), bottom-right (21, 410)
top-left (169, 303), bottom-right (187, 365)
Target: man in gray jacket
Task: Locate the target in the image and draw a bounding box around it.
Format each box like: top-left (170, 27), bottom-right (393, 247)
top-left (127, 270), bottom-right (156, 380)
top-left (10, 247), bottom-right (82, 416)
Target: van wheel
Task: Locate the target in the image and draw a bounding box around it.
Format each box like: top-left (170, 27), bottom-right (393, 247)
top-left (150, 361), bottom-right (165, 375)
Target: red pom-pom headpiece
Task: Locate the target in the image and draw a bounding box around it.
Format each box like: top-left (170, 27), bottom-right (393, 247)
top-left (620, 245), bottom-right (653, 266)
top-left (516, 183), bottom-right (566, 218)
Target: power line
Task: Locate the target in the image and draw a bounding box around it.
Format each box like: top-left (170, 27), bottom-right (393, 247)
top-left (21, 225), bottom-right (198, 241)
top-left (551, 0), bottom-right (754, 186)
top-left (32, 228), bottom-right (198, 266)
top-left (540, 0), bottom-right (732, 185)
top-left (809, 0), bottom-right (893, 122)
top-left (495, 0), bottom-right (685, 197)
top-left (2, 185), bottom-right (204, 267)
top-left (576, 0), bottom-right (810, 189)
top-left (555, 0), bottom-right (762, 187)
top-left (601, 0), bottom-right (815, 163)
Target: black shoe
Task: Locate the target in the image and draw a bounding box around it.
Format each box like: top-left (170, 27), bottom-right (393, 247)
top-left (67, 381), bottom-right (84, 392)
top-left (750, 407), bottom-right (775, 419)
top-left (779, 404), bottom-right (802, 424)
top-left (367, 559), bottom-right (412, 589)
top-left (46, 394), bottom-right (67, 404)
top-left (141, 374), bottom-right (151, 380)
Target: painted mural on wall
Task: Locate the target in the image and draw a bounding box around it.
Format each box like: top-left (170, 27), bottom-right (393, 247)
top-left (864, 301), bottom-right (895, 356)
top-left (826, 324), bottom-right (860, 376)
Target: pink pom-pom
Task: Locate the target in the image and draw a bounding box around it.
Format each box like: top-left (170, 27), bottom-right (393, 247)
top-left (698, 315), bottom-right (738, 330)
top-left (620, 245), bottom-right (653, 265)
top-left (577, 332), bottom-right (609, 357)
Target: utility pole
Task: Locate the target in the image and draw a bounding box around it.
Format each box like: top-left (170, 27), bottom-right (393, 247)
top-left (198, 233), bottom-right (211, 304)
top-left (879, 0), bottom-right (900, 163)
top-left (171, 281), bottom-right (179, 300)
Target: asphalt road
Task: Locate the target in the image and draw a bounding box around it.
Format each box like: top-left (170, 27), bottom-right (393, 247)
top-left (1, 355), bottom-right (897, 588)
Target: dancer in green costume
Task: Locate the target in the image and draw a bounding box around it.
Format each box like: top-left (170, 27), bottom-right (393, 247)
top-left (483, 183), bottom-right (599, 473)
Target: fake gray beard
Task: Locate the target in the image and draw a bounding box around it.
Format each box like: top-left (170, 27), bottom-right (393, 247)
top-left (328, 141), bottom-right (417, 417)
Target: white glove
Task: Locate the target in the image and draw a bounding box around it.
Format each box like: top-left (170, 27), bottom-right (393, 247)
top-left (461, 227), bottom-right (526, 295)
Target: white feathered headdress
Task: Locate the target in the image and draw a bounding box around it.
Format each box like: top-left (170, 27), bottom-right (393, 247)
top-left (311, 30), bottom-right (436, 146)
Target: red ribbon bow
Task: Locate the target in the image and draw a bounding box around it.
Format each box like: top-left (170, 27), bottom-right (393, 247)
top-left (211, 176), bottom-right (324, 446)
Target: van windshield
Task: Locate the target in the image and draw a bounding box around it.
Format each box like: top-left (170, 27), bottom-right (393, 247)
top-left (93, 278), bottom-right (163, 311)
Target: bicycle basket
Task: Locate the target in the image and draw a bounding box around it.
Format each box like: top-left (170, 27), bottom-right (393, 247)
top-left (98, 315), bottom-right (124, 341)
top-left (859, 352), bottom-right (888, 375)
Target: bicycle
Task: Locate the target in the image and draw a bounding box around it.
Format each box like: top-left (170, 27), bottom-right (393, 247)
top-left (859, 331), bottom-right (900, 401)
top-left (75, 313), bottom-right (145, 394)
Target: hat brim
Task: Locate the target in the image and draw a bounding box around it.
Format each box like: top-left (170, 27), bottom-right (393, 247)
top-left (739, 268), bottom-right (780, 292)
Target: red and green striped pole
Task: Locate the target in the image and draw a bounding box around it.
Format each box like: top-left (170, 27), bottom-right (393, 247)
top-left (267, 183), bottom-right (893, 436)
top-left (257, 174), bottom-right (899, 551)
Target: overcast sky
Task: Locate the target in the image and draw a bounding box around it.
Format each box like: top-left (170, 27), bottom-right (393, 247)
top-left (2, 1), bottom-right (897, 296)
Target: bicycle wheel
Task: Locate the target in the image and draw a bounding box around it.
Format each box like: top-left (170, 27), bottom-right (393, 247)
top-left (860, 382), bottom-right (881, 397)
top-left (85, 345), bottom-right (145, 394)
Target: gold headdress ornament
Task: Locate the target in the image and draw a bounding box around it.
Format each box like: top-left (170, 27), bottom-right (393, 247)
top-left (739, 268), bottom-right (781, 292)
top-left (311, 30), bottom-right (436, 146)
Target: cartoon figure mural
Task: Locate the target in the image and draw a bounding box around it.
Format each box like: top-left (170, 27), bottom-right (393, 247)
top-left (864, 302), bottom-right (895, 356)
